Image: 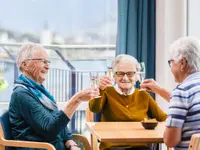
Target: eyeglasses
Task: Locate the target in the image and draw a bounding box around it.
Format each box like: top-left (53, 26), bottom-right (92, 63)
top-left (168, 57), bottom-right (188, 67)
top-left (115, 71), bottom-right (136, 77)
top-left (26, 58), bottom-right (51, 64)
top-left (168, 59), bottom-right (174, 67)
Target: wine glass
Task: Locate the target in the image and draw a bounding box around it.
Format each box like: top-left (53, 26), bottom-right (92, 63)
top-left (137, 62), bottom-right (146, 91)
top-left (89, 72), bottom-right (99, 88)
top-left (106, 59), bottom-right (114, 86)
top-left (89, 72), bottom-right (101, 98)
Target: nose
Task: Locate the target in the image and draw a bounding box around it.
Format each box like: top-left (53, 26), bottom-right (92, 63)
top-left (122, 74), bottom-right (129, 80)
top-left (45, 63), bottom-right (50, 70)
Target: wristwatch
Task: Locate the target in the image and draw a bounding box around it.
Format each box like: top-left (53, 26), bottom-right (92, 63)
top-left (68, 144), bottom-right (79, 149)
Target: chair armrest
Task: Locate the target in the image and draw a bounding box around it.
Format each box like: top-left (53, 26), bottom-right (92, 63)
top-left (0, 137), bottom-right (55, 150)
top-left (189, 133), bottom-right (200, 150)
top-left (72, 134), bottom-right (91, 150)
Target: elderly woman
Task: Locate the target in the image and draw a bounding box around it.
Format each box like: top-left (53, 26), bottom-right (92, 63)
top-left (141, 37), bottom-right (200, 150)
top-left (9, 43), bottom-right (100, 150)
top-left (89, 54), bottom-right (167, 150)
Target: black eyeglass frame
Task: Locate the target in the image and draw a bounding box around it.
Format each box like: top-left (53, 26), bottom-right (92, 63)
top-left (168, 59), bottom-right (174, 67)
top-left (168, 57), bottom-right (188, 67)
top-left (115, 71), bottom-right (136, 77)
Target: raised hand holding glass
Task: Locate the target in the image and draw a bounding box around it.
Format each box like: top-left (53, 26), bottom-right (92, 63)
top-left (89, 72), bottom-right (101, 98)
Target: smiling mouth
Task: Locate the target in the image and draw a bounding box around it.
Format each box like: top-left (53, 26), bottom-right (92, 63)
top-left (41, 71), bottom-right (47, 74)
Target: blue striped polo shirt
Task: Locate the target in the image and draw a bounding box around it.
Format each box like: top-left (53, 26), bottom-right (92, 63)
top-left (166, 72), bottom-right (200, 150)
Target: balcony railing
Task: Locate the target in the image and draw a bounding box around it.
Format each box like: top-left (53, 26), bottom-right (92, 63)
top-left (44, 68), bottom-right (107, 102)
top-left (0, 43), bottom-right (115, 102)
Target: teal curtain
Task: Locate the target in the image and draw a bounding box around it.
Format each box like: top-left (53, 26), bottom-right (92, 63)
top-left (116, 0), bottom-right (156, 80)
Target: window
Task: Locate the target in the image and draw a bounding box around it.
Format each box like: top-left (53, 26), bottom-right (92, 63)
top-left (188, 0), bottom-right (200, 37)
top-left (0, 0), bottom-right (117, 102)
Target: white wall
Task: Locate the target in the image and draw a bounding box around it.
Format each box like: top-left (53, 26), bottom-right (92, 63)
top-left (156, 0), bottom-right (187, 112)
top-left (156, 0), bottom-right (187, 149)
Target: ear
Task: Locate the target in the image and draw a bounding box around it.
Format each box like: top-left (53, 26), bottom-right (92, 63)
top-left (180, 58), bottom-right (187, 71)
top-left (21, 61), bottom-right (28, 71)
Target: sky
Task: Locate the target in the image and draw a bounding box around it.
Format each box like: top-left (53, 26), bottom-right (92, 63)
top-left (0, 0), bottom-right (117, 36)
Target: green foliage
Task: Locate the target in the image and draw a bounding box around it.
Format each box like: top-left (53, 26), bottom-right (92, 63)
top-left (0, 77), bottom-right (8, 92)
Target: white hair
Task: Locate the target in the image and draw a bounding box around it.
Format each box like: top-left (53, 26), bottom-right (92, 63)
top-left (112, 54), bottom-right (140, 72)
top-left (16, 43), bottom-right (46, 71)
top-left (169, 36), bottom-right (200, 73)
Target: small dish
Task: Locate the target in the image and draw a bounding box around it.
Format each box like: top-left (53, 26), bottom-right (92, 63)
top-left (141, 121), bottom-right (158, 130)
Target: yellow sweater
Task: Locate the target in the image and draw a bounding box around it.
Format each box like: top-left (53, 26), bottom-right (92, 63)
top-left (89, 87), bottom-right (167, 150)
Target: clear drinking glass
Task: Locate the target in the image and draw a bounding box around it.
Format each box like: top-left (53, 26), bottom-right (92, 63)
top-left (107, 67), bottom-right (115, 86)
top-left (89, 72), bottom-right (99, 88)
top-left (106, 59), bottom-right (114, 86)
top-left (137, 62), bottom-right (146, 91)
top-left (89, 72), bottom-right (101, 98)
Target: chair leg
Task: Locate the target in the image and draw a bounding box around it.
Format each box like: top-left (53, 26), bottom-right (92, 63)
top-left (152, 143), bottom-right (158, 150)
top-left (91, 134), bottom-right (99, 150)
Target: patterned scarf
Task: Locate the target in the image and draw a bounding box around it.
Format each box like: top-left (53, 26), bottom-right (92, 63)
top-left (15, 74), bottom-right (57, 110)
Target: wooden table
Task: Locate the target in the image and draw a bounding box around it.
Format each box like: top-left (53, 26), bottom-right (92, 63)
top-left (86, 122), bottom-right (166, 150)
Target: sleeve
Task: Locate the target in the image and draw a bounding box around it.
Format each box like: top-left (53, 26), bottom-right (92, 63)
top-left (89, 89), bottom-right (107, 113)
top-left (60, 126), bottom-right (73, 141)
top-left (165, 88), bottom-right (188, 128)
top-left (147, 93), bottom-right (167, 121)
top-left (13, 90), bottom-right (71, 141)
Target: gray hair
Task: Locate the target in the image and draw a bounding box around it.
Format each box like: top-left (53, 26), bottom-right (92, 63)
top-left (112, 54), bottom-right (140, 72)
top-left (16, 43), bottom-right (46, 71)
top-left (169, 36), bottom-right (200, 73)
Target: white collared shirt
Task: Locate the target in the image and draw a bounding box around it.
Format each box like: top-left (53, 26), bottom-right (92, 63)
top-left (114, 84), bottom-right (135, 96)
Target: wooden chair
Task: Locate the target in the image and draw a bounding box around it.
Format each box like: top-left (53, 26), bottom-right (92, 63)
top-left (72, 134), bottom-right (91, 150)
top-left (0, 109), bottom-right (91, 150)
top-left (86, 107), bottom-right (101, 122)
top-left (86, 107), bottom-right (100, 150)
top-left (189, 133), bottom-right (200, 150)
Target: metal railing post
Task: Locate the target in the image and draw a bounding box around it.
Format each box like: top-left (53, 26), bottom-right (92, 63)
top-left (2, 47), bottom-right (18, 80)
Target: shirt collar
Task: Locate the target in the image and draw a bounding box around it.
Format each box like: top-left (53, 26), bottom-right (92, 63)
top-left (182, 72), bottom-right (200, 82)
top-left (114, 84), bottom-right (135, 96)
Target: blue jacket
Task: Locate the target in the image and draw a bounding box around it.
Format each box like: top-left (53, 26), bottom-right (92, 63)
top-left (9, 79), bottom-right (72, 150)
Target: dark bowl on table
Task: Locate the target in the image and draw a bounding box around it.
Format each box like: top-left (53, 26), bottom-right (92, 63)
top-left (141, 121), bottom-right (158, 130)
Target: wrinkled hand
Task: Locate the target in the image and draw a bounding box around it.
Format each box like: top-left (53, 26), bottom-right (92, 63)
top-left (65, 140), bottom-right (80, 150)
top-left (70, 146), bottom-right (81, 150)
top-left (140, 78), bottom-right (161, 93)
top-left (77, 87), bottom-right (100, 102)
top-left (99, 75), bottom-right (113, 90)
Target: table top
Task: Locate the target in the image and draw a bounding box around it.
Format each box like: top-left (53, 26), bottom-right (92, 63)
top-left (86, 122), bottom-right (166, 143)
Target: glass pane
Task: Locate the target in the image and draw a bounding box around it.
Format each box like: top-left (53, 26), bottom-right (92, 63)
top-left (188, 0), bottom-right (200, 37)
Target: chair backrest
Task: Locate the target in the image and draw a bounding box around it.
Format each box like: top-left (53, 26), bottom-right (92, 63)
top-left (86, 107), bottom-right (101, 122)
top-left (0, 109), bottom-right (15, 150)
top-left (189, 134), bottom-right (200, 150)
top-left (85, 108), bottom-right (100, 150)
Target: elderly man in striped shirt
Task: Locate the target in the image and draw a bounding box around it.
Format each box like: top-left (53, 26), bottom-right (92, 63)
top-left (141, 36), bottom-right (200, 150)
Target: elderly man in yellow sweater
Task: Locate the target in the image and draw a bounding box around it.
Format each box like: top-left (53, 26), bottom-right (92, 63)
top-left (89, 54), bottom-right (167, 150)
